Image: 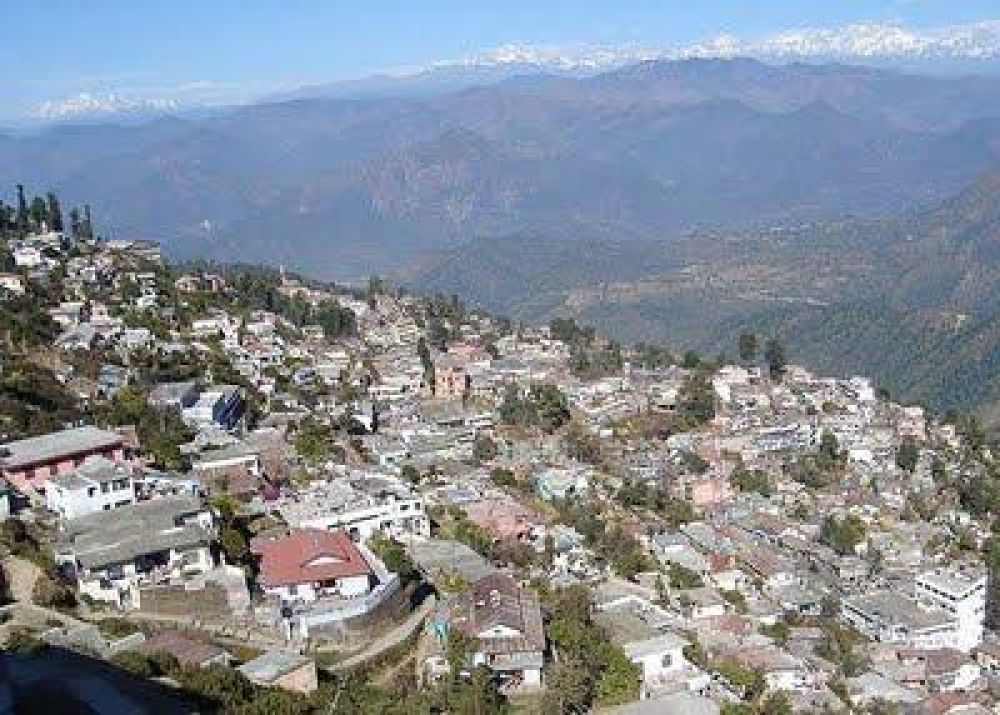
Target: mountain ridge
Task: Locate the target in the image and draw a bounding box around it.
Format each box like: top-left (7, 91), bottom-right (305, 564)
top-left (6, 58), bottom-right (1000, 279)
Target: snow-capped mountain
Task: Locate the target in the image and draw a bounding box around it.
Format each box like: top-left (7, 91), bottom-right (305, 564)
top-left (273, 20), bottom-right (1000, 104)
top-left (447, 20), bottom-right (1000, 71)
top-left (683, 21), bottom-right (1000, 61)
top-left (32, 92), bottom-right (180, 121)
top-left (26, 20), bottom-right (1000, 125)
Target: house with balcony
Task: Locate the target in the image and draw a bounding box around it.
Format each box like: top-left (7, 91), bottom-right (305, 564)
top-left (278, 472), bottom-right (429, 542)
top-left (54, 495), bottom-right (215, 608)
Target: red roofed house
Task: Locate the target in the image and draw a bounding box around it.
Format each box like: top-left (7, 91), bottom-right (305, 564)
top-left (253, 529), bottom-right (374, 604)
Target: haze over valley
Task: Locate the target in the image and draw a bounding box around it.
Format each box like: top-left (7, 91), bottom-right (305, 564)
top-left (7, 42), bottom-right (1000, 415)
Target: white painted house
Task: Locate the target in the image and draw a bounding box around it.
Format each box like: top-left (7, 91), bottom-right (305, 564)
top-left (55, 496), bottom-right (215, 608)
top-left (253, 529), bottom-right (375, 605)
top-left (44, 456), bottom-right (135, 521)
top-left (623, 633), bottom-right (698, 698)
top-left (915, 568), bottom-right (987, 652)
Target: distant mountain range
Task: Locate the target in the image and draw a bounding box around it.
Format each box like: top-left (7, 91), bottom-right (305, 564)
top-left (21, 20), bottom-right (1000, 125)
top-left (32, 93), bottom-right (182, 122)
top-left (5, 57), bottom-right (1000, 280)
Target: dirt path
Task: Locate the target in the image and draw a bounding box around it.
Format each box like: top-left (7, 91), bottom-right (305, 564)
top-left (324, 594), bottom-right (436, 672)
top-left (3, 555), bottom-right (42, 603)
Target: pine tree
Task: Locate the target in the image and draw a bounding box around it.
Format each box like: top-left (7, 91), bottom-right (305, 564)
top-left (82, 204), bottom-right (94, 239)
top-left (0, 201), bottom-right (11, 236)
top-left (738, 331), bottom-right (758, 364)
top-left (29, 196), bottom-right (47, 229)
top-left (69, 207), bottom-right (82, 239)
top-left (14, 184), bottom-right (28, 235)
top-left (46, 192), bottom-right (64, 232)
top-left (764, 338), bottom-right (787, 382)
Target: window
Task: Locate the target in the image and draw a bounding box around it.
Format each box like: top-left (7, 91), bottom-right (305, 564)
top-left (661, 653), bottom-right (674, 669)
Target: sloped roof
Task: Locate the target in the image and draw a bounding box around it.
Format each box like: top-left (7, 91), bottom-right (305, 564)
top-left (255, 529), bottom-right (372, 588)
top-left (447, 574), bottom-right (545, 655)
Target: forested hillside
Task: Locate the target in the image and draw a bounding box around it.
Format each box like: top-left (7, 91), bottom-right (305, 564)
top-left (410, 170), bottom-right (1000, 417)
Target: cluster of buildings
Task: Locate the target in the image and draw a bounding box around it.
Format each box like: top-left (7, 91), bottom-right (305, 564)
top-left (1, 229), bottom-right (999, 714)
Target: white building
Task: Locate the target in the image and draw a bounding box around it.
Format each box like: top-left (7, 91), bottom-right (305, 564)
top-left (55, 496), bottom-right (215, 608)
top-left (279, 473), bottom-right (429, 542)
top-left (595, 594), bottom-right (708, 699)
top-left (253, 529), bottom-right (377, 605)
top-left (915, 568), bottom-right (987, 652)
top-left (44, 456), bottom-right (135, 520)
top-left (192, 444), bottom-right (262, 480)
top-left (119, 327), bottom-right (153, 350)
top-left (182, 385), bottom-right (244, 431)
top-left (12, 244), bottom-right (44, 269)
top-left (624, 634), bottom-right (698, 698)
top-left (0, 273), bottom-right (25, 296)
top-left (843, 568), bottom-right (986, 654)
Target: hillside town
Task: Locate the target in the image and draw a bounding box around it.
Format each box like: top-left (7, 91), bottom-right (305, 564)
top-left (3, 214), bottom-right (1000, 715)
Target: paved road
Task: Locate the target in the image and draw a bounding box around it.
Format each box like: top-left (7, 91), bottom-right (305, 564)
top-left (325, 595), bottom-right (436, 673)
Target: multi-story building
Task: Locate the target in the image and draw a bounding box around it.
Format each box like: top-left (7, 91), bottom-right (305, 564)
top-left (55, 495), bottom-right (215, 608)
top-left (44, 456), bottom-right (135, 520)
top-left (843, 568), bottom-right (986, 653)
top-left (434, 355), bottom-right (469, 399)
top-left (842, 591), bottom-right (958, 651)
top-left (915, 568), bottom-right (987, 652)
top-left (149, 381), bottom-right (245, 431)
top-left (278, 473), bottom-right (429, 542)
top-left (184, 385), bottom-right (244, 431)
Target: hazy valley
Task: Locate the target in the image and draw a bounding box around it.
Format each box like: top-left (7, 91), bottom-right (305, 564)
top-left (6, 57), bottom-right (1000, 413)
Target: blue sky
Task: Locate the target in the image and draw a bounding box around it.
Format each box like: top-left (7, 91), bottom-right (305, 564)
top-left (5, 1), bottom-right (1000, 120)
